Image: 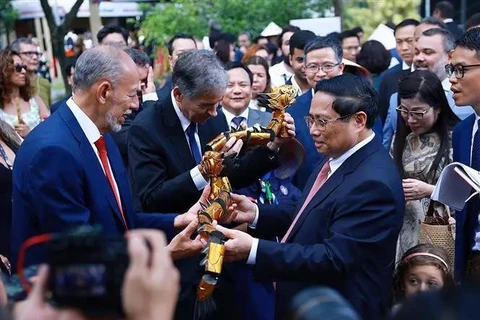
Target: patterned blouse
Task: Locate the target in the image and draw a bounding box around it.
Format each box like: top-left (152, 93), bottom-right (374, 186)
top-left (0, 98), bottom-right (42, 130)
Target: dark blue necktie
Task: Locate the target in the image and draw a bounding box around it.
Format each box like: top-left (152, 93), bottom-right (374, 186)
top-left (186, 122), bottom-right (202, 164)
top-left (472, 119), bottom-right (480, 170)
top-left (232, 116), bottom-right (246, 129)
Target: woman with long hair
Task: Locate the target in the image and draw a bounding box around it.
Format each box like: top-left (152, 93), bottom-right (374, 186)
top-left (392, 70), bottom-right (459, 260)
top-left (0, 49), bottom-right (49, 138)
top-left (244, 56), bottom-right (271, 112)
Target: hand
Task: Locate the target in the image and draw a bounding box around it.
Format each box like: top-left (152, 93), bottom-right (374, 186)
top-left (13, 265), bottom-right (86, 320)
top-left (123, 230), bottom-right (180, 320)
top-left (216, 225), bottom-right (254, 262)
top-left (0, 254), bottom-right (11, 275)
top-left (268, 112), bottom-right (296, 150)
top-left (14, 123), bottom-right (31, 138)
top-left (402, 178), bottom-right (435, 201)
top-left (141, 65), bottom-right (156, 95)
top-left (221, 136), bottom-right (244, 157)
top-left (167, 219), bottom-right (205, 260)
top-left (228, 193), bottom-right (257, 225)
top-left (175, 185), bottom-right (211, 229)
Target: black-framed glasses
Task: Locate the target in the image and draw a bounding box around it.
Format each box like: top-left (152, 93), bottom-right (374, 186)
top-left (14, 64), bottom-right (27, 72)
top-left (304, 113), bottom-right (353, 129)
top-left (445, 63), bottom-right (480, 79)
top-left (396, 106), bottom-right (433, 120)
top-left (19, 51), bottom-right (40, 58)
top-left (304, 62), bottom-right (341, 74)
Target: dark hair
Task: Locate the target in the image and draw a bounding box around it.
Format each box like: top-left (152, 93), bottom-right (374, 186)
top-left (351, 26), bottom-right (364, 34)
top-left (394, 19), bottom-right (420, 35)
top-left (224, 61), bottom-right (253, 85)
top-left (244, 56), bottom-right (271, 93)
top-left (65, 64), bottom-right (75, 77)
top-left (393, 70), bottom-right (459, 179)
top-left (0, 49), bottom-right (34, 107)
top-left (393, 243), bottom-right (454, 300)
top-left (238, 31), bottom-right (251, 39)
top-left (315, 74), bottom-right (378, 128)
top-left (167, 33), bottom-right (196, 55)
top-left (289, 30), bottom-right (316, 55)
top-left (304, 36), bottom-right (343, 64)
top-left (326, 32), bottom-right (341, 41)
top-left (124, 48), bottom-right (150, 67)
top-left (215, 39), bottom-right (233, 65)
top-left (434, 1), bottom-right (455, 19)
top-left (356, 40), bottom-right (391, 75)
top-left (420, 17), bottom-right (448, 29)
top-left (241, 44), bottom-right (270, 64)
top-left (340, 30), bottom-right (360, 42)
top-left (422, 28), bottom-right (455, 52)
top-left (221, 33), bottom-right (236, 44)
top-left (466, 13), bottom-right (480, 31)
top-left (277, 25), bottom-right (301, 48)
top-left (455, 27), bottom-right (480, 56)
top-left (96, 25), bottom-right (129, 44)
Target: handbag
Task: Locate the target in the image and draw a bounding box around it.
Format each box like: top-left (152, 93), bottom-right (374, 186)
top-left (419, 201), bottom-right (456, 269)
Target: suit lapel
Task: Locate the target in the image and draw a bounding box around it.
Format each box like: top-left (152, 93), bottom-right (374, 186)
top-left (459, 115), bottom-right (475, 166)
top-left (247, 109), bottom-right (260, 127)
top-left (163, 97), bottom-right (196, 170)
top-left (285, 137), bottom-right (381, 242)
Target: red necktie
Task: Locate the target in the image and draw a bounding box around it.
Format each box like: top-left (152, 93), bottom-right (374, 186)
top-left (94, 136), bottom-right (128, 230)
top-left (281, 160), bottom-right (331, 243)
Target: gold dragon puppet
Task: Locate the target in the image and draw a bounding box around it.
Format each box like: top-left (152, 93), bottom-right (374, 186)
top-left (193, 85), bottom-right (297, 320)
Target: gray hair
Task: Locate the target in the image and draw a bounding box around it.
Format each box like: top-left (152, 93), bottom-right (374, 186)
top-left (124, 48), bottom-right (150, 67)
top-left (10, 37), bottom-right (35, 52)
top-left (420, 17), bottom-right (448, 29)
top-left (172, 50), bottom-right (228, 99)
top-left (304, 36), bottom-right (343, 64)
top-left (422, 28), bottom-right (456, 53)
top-left (0, 119), bottom-right (21, 149)
top-left (72, 46), bottom-right (125, 92)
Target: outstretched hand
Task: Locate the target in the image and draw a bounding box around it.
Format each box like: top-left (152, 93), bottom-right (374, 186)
top-left (216, 225), bottom-right (253, 262)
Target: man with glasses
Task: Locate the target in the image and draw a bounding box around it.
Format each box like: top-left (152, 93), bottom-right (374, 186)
top-left (11, 38), bottom-right (51, 108)
top-left (448, 28), bottom-right (480, 282)
top-left (215, 74), bottom-right (404, 320)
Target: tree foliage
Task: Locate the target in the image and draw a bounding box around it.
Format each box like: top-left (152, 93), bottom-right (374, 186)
top-left (0, 0), bottom-right (19, 45)
top-left (141, 0), bottom-right (333, 45)
top-left (343, 0), bottom-right (421, 36)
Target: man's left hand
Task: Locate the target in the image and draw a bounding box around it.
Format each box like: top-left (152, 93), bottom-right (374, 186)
top-left (141, 65), bottom-right (156, 95)
top-left (216, 225), bottom-right (253, 262)
top-left (166, 220), bottom-right (205, 260)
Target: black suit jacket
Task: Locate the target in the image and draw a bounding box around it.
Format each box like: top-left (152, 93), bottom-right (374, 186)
top-left (156, 75), bottom-right (172, 102)
top-left (377, 65), bottom-right (411, 123)
top-left (128, 95), bottom-right (279, 213)
top-left (445, 21), bottom-right (464, 40)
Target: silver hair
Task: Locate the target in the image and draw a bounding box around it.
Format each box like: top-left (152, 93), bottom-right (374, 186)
top-left (10, 37), bottom-right (35, 52)
top-left (0, 119), bottom-right (21, 149)
top-left (172, 50), bottom-right (228, 99)
top-left (72, 46), bottom-right (125, 93)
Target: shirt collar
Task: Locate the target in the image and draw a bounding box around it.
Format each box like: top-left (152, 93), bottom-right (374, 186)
top-left (222, 106), bottom-right (249, 127)
top-left (402, 61), bottom-right (410, 70)
top-left (328, 132), bottom-right (376, 175)
top-left (66, 97), bottom-right (101, 144)
top-left (443, 18), bottom-right (453, 23)
top-left (171, 90), bottom-right (192, 132)
top-left (441, 77), bottom-right (451, 92)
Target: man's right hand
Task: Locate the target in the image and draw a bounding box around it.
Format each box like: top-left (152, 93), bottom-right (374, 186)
top-left (229, 193), bottom-right (257, 225)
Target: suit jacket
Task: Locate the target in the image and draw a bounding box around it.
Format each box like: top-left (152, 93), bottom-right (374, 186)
top-left (128, 95), bottom-right (279, 213)
top-left (251, 136), bottom-right (405, 320)
top-left (453, 114), bottom-right (478, 281)
top-left (377, 65), bottom-right (410, 124)
top-left (247, 108), bottom-right (271, 127)
top-left (156, 75), bottom-right (172, 102)
top-left (445, 21), bottom-right (464, 40)
top-left (287, 90), bottom-right (326, 190)
top-left (11, 103), bottom-right (177, 268)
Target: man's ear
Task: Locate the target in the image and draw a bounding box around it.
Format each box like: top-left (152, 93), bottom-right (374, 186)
top-left (96, 81), bottom-right (111, 104)
top-left (173, 87), bottom-right (183, 103)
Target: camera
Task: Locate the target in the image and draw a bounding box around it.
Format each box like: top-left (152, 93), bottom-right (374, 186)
top-left (47, 225), bottom-right (129, 316)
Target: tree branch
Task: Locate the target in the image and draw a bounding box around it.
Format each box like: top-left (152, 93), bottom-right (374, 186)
top-left (39, 0), bottom-right (56, 31)
top-left (63, 0), bottom-right (85, 30)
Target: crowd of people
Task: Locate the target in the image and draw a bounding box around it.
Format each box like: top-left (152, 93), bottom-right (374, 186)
top-left (1, 0), bottom-right (480, 319)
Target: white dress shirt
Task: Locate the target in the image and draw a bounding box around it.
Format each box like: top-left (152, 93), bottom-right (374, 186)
top-left (269, 61), bottom-right (293, 87)
top-left (170, 91), bottom-right (209, 190)
top-left (66, 97), bottom-right (121, 202)
top-left (222, 107), bottom-right (249, 129)
top-left (246, 132), bottom-right (376, 264)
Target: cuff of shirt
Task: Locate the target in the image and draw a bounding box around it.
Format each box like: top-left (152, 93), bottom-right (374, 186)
top-left (142, 92), bottom-right (158, 102)
top-left (246, 238), bottom-right (259, 265)
top-left (249, 204), bottom-right (260, 229)
top-left (190, 166), bottom-right (209, 190)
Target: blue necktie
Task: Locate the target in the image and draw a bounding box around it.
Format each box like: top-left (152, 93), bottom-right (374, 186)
top-left (472, 119), bottom-right (480, 170)
top-left (232, 116), bottom-right (246, 129)
top-left (186, 122), bottom-right (202, 164)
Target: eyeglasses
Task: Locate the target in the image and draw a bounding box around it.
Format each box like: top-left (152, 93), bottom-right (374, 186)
top-left (445, 63), bottom-right (480, 79)
top-left (304, 62), bottom-right (340, 74)
top-left (396, 106), bottom-right (433, 120)
top-left (304, 113), bottom-right (353, 130)
top-left (14, 64), bottom-right (27, 72)
top-left (19, 51), bottom-right (40, 58)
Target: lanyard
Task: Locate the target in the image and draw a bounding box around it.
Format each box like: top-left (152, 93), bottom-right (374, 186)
top-left (0, 143), bottom-right (13, 170)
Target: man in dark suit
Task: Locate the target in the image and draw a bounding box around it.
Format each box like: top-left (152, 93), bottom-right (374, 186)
top-left (11, 46), bottom-right (203, 269)
top-left (377, 19), bottom-right (419, 123)
top-left (156, 34), bottom-right (197, 102)
top-left (448, 28), bottom-right (480, 281)
top-left (217, 74), bottom-right (405, 320)
top-left (433, 1), bottom-right (464, 40)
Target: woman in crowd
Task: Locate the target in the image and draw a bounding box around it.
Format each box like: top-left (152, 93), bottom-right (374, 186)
top-left (392, 70), bottom-right (459, 260)
top-left (0, 49), bottom-right (49, 138)
top-left (244, 56), bottom-right (271, 112)
top-left (215, 38), bottom-right (235, 65)
top-left (356, 40), bottom-right (391, 89)
top-left (242, 44), bottom-right (272, 66)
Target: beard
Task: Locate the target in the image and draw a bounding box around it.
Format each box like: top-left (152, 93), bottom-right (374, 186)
top-left (106, 109), bottom-right (122, 133)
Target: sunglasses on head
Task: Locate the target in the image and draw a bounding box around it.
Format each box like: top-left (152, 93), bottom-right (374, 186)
top-left (14, 64), bottom-right (27, 72)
